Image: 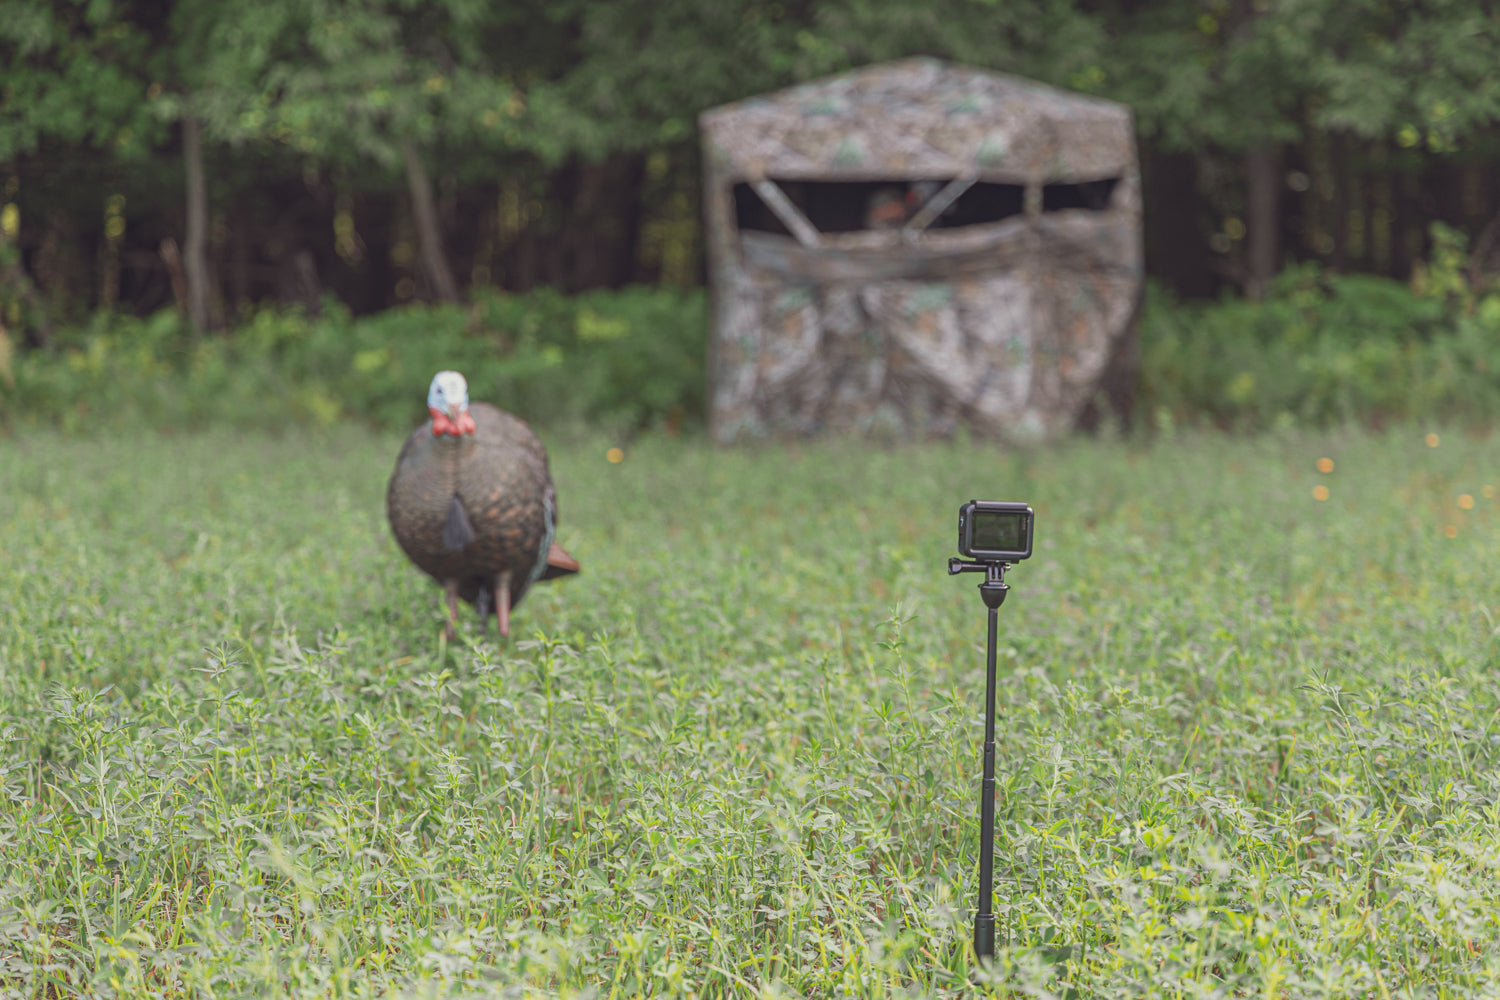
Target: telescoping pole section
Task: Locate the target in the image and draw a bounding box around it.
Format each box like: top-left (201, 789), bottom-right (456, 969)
top-left (948, 552), bottom-right (1015, 965)
top-left (950, 499), bottom-right (1030, 968)
top-left (974, 594), bottom-right (1000, 958)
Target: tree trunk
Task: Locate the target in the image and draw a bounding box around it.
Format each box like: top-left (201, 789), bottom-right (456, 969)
top-left (563, 154), bottom-right (648, 290)
top-left (542, 162), bottom-right (579, 289)
top-left (97, 224), bottom-right (120, 314)
top-left (1369, 143), bottom-right (1392, 275)
top-left (230, 199), bottom-right (251, 317)
top-left (400, 138), bottom-right (460, 303)
top-left (0, 246), bottom-right (54, 348)
top-left (1392, 169), bottom-right (1418, 281)
top-left (159, 237), bottom-right (189, 313)
top-left (356, 192), bottom-right (396, 312)
top-left (182, 115), bottom-right (211, 332)
top-left (463, 189), bottom-right (498, 289)
top-left (570, 160), bottom-right (609, 291)
top-left (1246, 141), bottom-right (1278, 300)
top-left (35, 211), bottom-right (73, 323)
top-left (1330, 132), bottom-right (1349, 271)
top-left (1142, 147), bottom-right (1218, 299)
top-left (514, 226), bottom-right (537, 292)
top-left (1468, 205), bottom-right (1500, 288)
top-left (610, 153), bottom-right (647, 288)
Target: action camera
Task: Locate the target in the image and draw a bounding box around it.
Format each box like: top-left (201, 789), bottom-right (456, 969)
top-left (957, 500), bottom-right (1033, 563)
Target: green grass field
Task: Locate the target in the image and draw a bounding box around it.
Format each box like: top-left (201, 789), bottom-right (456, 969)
top-left (2, 424), bottom-right (1499, 998)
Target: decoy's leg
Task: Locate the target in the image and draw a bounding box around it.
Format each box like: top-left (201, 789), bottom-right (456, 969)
top-left (495, 570), bottom-right (512, 638)
top-left (476, 585), bottom-right (492, 630)
top-left (443, 579), bottom-right (461, 642)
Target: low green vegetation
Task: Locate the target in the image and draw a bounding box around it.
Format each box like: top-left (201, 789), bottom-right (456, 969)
top-left (5, 231), bottom-right (1500, 437)
top-left (0, 286), bottom-right (707, 435)
top-left (2, 423), bottom-right (1498, 997)
top-left (1141, 234), bottom-right (1500, 431)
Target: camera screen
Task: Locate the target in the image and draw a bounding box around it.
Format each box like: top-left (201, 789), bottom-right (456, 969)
top-left (972, 510), bottom-right (1027, 553)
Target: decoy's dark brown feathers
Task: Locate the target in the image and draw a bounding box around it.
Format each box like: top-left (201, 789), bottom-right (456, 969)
top-left (387, 375), bottom-right (578, 639)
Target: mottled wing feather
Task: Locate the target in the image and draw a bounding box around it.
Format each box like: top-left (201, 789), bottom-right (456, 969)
top-left (442, 494), bottom-right (475, 550)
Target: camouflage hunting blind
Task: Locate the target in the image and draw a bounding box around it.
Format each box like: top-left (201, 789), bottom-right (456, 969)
top-left (700, 58), bottom-right (1143, 443)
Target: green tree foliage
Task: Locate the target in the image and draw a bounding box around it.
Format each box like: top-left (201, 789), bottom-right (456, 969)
top-left (0, 0), bottom-right (160, 162)
top-left (518, 0), bottom-right (1109, 161)
top-left (186, 0), bottom-right (518, 169)
top-left (801, 0), bottom-right (1106, 86)
top-left (1293, 0), bottom-right (1500, 150)
top-left (7, 0), bottom-right (1498, 200)
top-left (2, 0), bottom-right (1500, 329)
top-left (1096, 0), bottom-right (1500, 153)
top-left (1098, 1), bottom-right (1301, 154)
top-left (517, 0), bottom-right (812, 162)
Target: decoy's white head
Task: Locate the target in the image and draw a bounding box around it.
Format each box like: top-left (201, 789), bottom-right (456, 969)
top-left (427, 370), bottom-right (476, 437)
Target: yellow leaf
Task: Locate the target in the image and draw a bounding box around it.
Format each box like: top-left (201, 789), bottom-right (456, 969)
top-left (577, 308), bottom-right (628, 342)
top-left (353, 348), bottom-right (389, 374)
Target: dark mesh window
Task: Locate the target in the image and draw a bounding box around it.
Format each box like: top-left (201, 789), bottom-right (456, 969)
top-left (734, 180), bottom-right (917, 234)
top-left (734, 179), bottom-right (1027, 234)
top-left (933, 182), bottom-right (1025, 229)
top-left (1042, 177), bottom-right (1120, 212)
top-left (734, 183), bottom-right (793, 236)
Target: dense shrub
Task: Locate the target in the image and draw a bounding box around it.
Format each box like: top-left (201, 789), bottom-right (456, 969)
top-left (1139, 231), bottom-right (1500, 430)
top-left (0, 286), bottom-right (708, 434)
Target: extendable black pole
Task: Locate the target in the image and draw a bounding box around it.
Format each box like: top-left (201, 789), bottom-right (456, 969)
top-left (948, 557), bottom-right (1010, 965)
top-left (975, 595), bottom-right (999, 958)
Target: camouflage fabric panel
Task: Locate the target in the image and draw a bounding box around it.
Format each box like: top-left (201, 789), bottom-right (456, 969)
top-left (700, 57), bottom-right (1133, 184)
top-left (872, 277), bottom-right (1035, 439)
top-left (1023, 263), bottom-right (1141, 437)
top-left (709, 223), bottom-right (1140, 443)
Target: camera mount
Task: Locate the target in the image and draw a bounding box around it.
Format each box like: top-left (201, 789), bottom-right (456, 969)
top-left (949, 501), bottom-right (1031, 968)
top-left (948, 556), bottom-right (1010, 609)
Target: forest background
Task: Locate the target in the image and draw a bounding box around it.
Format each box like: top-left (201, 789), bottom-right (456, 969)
top-left (3, 0), bottom-right (1500, 432)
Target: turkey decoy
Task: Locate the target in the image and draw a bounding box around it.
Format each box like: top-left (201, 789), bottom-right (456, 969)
top-left (387, 370), bottom-right (579, 640)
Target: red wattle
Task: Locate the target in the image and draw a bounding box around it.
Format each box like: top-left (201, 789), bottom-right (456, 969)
top-left (430, 408), bottom-right (476, 437)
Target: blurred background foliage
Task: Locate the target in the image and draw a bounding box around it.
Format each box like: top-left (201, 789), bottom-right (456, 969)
top-left (3, 286), bottom-right (708, 434)
top-left (2, 0), bottom-right (1499, 431)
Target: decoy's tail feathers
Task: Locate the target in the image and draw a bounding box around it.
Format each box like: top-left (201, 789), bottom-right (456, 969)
top-left (540, 541), bottom-right (580, 581)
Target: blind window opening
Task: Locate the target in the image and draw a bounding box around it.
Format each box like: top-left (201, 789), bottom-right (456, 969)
top-left (734, 179), bottom-right (1028, 235)
top-left (1041, 177), bottom-right (1120, 212)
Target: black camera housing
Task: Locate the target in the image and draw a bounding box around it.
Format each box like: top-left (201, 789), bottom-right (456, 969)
top-left (957, 500), bottom-right (1033, 562)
